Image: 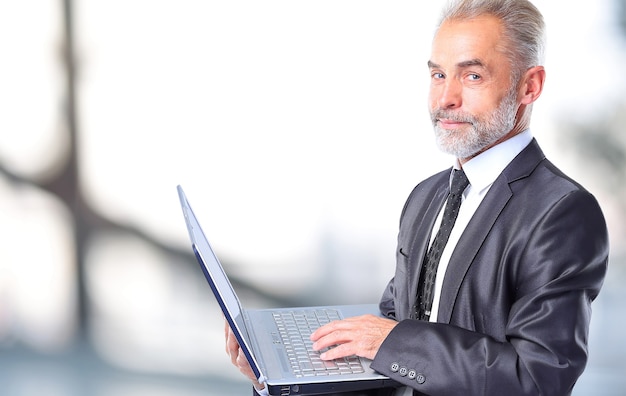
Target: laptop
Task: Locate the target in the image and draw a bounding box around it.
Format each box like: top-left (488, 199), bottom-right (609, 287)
top-left (177, 185), bottom-right (395, 395)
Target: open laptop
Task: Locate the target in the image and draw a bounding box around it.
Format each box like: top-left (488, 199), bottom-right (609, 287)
top-left (177, 186), bottom-right (395, 395)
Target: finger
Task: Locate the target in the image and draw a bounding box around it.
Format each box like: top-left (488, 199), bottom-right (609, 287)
top-left (224, 320), bottom-right (230, 354)
top-left (316, 316), bottom-right (398, 359)
top-left (311, 315), bottom-right (374, 340)
top-left (311, 317), bottom-right (367, 349)
top-left (312, 330), bottom-right (350, 352)
top-left (309, 322), bottom-right (334, 342)
top-left (226, 330), bottom-right (241, 364)
top-left (237, 348), bottom-right (264, 388)
top-left (236, 348), bottom-right (250, 371)
top-left (310, 318), bottom-right (351, 341)
top-left (319, 342), bottom-right (357, 361)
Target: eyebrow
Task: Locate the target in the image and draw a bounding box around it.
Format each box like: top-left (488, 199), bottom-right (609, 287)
top-left (428, 59), bottom-right (486, 69)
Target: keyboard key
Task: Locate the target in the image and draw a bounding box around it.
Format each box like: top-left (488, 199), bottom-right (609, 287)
top-left (273, 309), bottom-right (365, 376)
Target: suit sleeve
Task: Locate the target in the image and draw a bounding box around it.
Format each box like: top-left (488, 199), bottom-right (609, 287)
top-left (379, 277), bottom-right (397, 320)
top-left (371, 189), bottom-right (609, 395)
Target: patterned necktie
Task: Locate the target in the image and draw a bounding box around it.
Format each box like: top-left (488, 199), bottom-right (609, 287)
top-left (415, 168), bottom-right (470, 321)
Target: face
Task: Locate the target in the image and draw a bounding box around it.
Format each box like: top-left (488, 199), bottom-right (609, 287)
top-left (428, 15), bottom-right (521, 160)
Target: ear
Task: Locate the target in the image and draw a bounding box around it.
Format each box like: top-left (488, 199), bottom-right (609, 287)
top-left (519, 66), bottom-right (546, 105)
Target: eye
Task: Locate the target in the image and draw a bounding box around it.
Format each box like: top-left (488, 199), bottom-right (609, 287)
top-left (432, 72), bottom-right (445, 80)
top-left (467, 73), bottom-right (481, 81)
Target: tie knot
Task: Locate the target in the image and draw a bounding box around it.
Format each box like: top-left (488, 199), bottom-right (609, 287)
top-left (451, 169), bottom-right (470, 196)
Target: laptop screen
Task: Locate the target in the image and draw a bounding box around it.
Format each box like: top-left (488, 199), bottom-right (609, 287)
top-left (177, 186), bottom-right (265, 383)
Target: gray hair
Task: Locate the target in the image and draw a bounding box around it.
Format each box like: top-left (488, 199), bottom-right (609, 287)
top-left (438, 0), bottom-right (546, 80)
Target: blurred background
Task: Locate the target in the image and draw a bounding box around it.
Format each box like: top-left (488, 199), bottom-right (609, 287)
top-left (1, 0), bottom-right (625, 395)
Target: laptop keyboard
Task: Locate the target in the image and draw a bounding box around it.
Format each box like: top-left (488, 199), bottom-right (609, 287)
top-left (272, 309), bottom-right (365, 377)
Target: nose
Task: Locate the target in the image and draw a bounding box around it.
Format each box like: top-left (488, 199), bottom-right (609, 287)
top-left (437, 79), bottom-right (462, 109)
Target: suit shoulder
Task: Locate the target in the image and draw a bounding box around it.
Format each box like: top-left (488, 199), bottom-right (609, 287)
top-left (513, 157), bottom-right (594, 199)
top-left (400, 168), bottom-right (450, 217)
top-left (407, 168), bottom-right (450, 198)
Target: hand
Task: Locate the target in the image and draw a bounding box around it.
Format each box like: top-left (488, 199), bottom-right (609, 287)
top-left (310, 314), bottom-right (398, 360)
top-left (224, 319), bottom-right (265, 391)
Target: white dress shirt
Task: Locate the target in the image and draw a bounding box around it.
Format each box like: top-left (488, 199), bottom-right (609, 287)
top-left (396, 129), bottom-right (533, 396)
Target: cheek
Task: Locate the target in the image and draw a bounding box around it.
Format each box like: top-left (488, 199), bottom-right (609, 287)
top-left (462, 91), bottom-right (496, 117)
top-left (428, 85), bottom-right (442, 109)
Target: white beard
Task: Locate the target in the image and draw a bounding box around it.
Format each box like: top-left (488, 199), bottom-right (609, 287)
top-left (430, 87), bottom-right (519, 159)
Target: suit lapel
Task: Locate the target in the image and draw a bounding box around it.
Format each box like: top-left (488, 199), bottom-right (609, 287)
top-left (406, 180), bottom-right (449, 319)
top-left (436, 139), bottom-right (546, 323)
top-left (436, 178), bottom-right (512, 323)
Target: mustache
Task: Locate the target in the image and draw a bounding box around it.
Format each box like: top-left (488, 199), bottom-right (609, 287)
top-left (430, 109), bottom-right (476, 124)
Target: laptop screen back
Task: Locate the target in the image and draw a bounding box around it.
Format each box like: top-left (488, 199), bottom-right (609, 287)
top-left (177, 186), bottom-right (265, 383)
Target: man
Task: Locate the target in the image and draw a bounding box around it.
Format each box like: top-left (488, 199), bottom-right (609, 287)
top-left (226, 0), bottom-right (609, 394)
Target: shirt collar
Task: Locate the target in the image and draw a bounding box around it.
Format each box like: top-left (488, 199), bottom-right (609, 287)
top-left (454, 129), bottom-right (533, 193)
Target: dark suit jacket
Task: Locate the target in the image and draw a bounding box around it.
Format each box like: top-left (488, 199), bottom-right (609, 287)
top-left (370, 139), bottom-right (609, 395)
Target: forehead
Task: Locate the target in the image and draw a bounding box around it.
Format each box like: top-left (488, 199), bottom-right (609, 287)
top-left (430, 15), bottom-right (509, 70)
